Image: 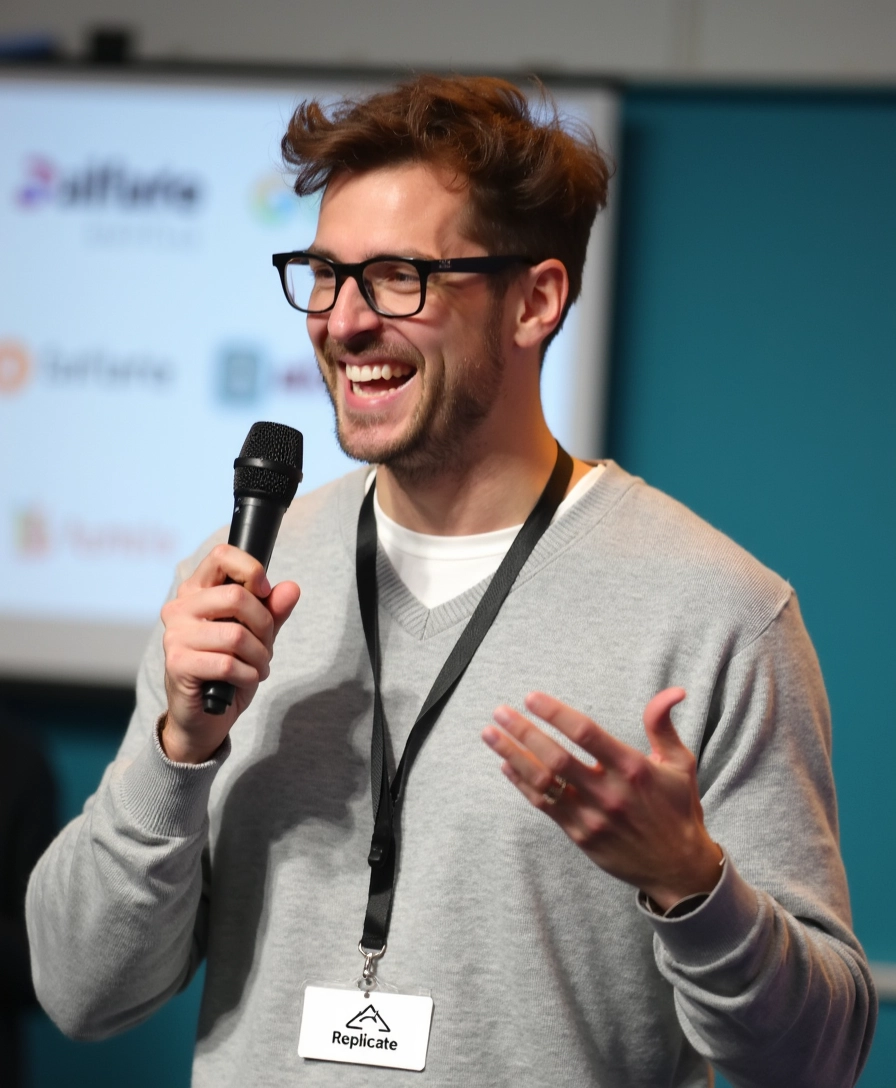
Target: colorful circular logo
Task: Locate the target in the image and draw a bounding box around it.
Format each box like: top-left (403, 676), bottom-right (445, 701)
top-left (250, 173), bottom-right (321, 235)
top-left (0, 341), bottom-right (31, 394)
top-left (251, 172), bottom-right (300, 225)
top-left (16, 156), bottom-right (57, 209)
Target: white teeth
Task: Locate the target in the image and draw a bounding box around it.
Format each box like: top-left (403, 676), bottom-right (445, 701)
top-left (345, 362), bottom-right (412, 382)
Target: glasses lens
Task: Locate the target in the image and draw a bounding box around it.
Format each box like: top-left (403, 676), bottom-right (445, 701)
top-left (363, 260), bottom-right (422, 317)
top-left (284, 256), bottom-right (335, 313)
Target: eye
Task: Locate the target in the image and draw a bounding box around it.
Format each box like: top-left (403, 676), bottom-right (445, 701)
top-left (309, 262), bottom-right (336, 285)
top-left (386, 267), bottom-right (417, 286)
top-left (368, 261), bottom-right (420, 293)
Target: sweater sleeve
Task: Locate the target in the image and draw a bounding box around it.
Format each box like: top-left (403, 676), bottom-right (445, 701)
top-left (25, 617), bottom-right (228, 1041)
top-left (642, 593), bottom-right (877, 1088)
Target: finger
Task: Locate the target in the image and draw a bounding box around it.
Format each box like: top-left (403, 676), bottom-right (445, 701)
top-left (482, 719), bottom-right (572, 797)
top-left (175, 645), bottom-right (267, 691)
top-left (182, 582), bottom-right (299, 679)
top-left (497, 761), bottom-right (609, 860)
top-left (268, 581), bottom-right (301, 638)
top-left (499, 759), bottom-right (578, 816)
top-left (175, 614), bottom-right (271, 664)
top-left (488, 705), bottom-right (599, 794)
top-left (168, 582), bottom-right (276, 643)
top-left (522, 691), bottom-right (631, 771)
top-left (165, 612), bottom-right (273, 678)
top-left (642, 687), bottom-right (691, 765)
top-left (485, 720), bottom-right (615, 850)
top-left (163, 627), bottom-right (269, 697)
top-left (185, 544), bottom-right (271, 597)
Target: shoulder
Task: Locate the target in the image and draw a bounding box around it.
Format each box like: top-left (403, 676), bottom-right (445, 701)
top-left (278, 465), bottom-right (369, 548)
top-left (593, 463), bottom-right (794, 649)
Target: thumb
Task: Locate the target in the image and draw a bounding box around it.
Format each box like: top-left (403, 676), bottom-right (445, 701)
top-left (268, 580), bottom-right (301, 637)
top-left (643, 687), bottom-right (689, 764)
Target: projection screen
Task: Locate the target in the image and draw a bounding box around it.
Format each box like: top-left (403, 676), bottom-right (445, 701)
top-left (0, 67), bottom-right (619, 684)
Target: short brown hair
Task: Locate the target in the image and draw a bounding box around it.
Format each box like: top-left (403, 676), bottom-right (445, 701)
top-left (281, 74), bottom-right (611, 339)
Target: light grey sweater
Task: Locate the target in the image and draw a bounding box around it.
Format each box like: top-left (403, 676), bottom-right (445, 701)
top-left (27, 463), bottom-right (876, 1086)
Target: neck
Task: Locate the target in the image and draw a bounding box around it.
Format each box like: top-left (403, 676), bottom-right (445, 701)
top-left (375, 425), bottom-right (590, 535)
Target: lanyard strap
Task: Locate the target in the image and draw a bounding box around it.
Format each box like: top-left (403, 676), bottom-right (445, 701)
top-left (355, 444), bottom-right (574, 953)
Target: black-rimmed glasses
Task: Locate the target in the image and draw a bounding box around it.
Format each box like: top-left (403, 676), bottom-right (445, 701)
top-left (271, 251), bottom-right (533, 318)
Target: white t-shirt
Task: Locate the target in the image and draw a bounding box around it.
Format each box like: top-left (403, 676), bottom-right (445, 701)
top-left (372, 464), bottom-right (605, 608)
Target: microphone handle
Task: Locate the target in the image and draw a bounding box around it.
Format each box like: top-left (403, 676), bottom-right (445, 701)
top-left (201, 496), bottom-right (288, 716)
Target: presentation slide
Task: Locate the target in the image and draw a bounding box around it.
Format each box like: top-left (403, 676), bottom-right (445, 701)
top-left (0, 70), bottom-right (618, 683)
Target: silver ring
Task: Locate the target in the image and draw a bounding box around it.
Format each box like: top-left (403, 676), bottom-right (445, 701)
top-left (542, 775), bottom-right (567, 805)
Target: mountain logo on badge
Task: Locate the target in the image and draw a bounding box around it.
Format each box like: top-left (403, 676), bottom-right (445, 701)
top-left (346, 1005), bottom-right (391, 1033)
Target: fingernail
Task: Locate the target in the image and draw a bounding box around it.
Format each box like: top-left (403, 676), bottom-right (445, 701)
top-left (492, 706), bottom-right (512, 726)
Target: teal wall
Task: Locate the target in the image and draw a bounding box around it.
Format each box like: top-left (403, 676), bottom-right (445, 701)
top-left (608, 88), bottom-right (896, 1086)
top-left (7, 85), bottom-right (895, 1087)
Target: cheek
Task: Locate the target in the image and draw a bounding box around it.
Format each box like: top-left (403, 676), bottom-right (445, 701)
top-left (306, 317), bottom-right (333, 363)
top-left (306, 314), bottom-right (323, 345)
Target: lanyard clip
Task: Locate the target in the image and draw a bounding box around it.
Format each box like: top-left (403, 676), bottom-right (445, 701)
top-left (367, 834), bottom-right (391, 867)
top-left (359, 940), bottom-right (386, 993)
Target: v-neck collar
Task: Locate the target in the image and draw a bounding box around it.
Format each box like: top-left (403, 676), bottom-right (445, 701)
top-left (335, 460), bottom-right (635, 641)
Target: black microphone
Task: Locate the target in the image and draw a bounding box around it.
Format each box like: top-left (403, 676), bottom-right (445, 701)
top-left (201, 421), bottom-right (303, 716)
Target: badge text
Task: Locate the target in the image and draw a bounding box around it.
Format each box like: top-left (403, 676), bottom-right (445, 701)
top-left (332, 1031), bottom-right (398, 1051)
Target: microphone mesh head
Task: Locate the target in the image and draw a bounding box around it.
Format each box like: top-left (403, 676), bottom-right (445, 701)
top-left (233, 421), bottom-right (303, 503)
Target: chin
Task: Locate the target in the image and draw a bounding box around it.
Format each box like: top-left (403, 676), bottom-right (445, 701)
top-left (335, 421), bottom-right (412, 467)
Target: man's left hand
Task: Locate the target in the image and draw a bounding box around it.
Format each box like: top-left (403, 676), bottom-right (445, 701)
top-left (482, 689), bottom-right (723, 911)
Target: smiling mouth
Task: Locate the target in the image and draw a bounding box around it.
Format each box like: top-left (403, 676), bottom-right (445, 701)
top-left (344, 361), bottom-right (415, 398)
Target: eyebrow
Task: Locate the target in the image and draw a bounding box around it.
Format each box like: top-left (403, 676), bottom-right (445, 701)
top-left (306, 246), bottom-right (440, 263)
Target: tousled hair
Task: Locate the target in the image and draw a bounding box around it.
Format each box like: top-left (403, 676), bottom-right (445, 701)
top-left (281, 75), bottom-right (612, 344)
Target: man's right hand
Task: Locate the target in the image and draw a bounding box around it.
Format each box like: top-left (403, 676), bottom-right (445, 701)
top-left (159, 544), bottom-right (301, 764)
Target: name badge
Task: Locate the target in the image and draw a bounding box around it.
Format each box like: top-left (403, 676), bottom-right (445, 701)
top-left (298, 984), bottom-right (434, 1071)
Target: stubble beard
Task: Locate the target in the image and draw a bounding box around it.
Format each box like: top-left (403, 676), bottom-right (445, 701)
top-left (320, 301), bottom-right (506, 487)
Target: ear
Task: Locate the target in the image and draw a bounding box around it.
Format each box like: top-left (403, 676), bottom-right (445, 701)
top-left (510, 259), bottom-right (569, 352)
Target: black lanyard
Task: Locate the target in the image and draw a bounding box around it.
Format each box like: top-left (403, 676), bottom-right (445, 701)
top-left (355, 444), bottom-right (574, 954)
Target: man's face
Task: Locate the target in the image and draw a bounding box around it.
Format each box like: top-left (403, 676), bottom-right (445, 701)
top-left (306, 162), bottom-right (508, 480)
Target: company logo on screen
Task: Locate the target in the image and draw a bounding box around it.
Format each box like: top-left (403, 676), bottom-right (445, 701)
top-left (15, 155), bottom-right (204, 213)
top-left (13, 508), bottom-right (51, 557)
top-left (11, 506), bottom-right (177, 561)
top-left (0, 341), bottom-right (32, 394)
top-left (215, 344), bottom-right (323, 405)
top-left (250, 172), bottom-right (319, 234)
top-left (251, 172), bottom-right (299, 225)
top-left (0, 339), bottom-right (174, 395)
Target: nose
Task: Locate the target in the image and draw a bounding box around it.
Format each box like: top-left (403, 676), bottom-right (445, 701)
top-left (326, 273), bottom-right (382, 342)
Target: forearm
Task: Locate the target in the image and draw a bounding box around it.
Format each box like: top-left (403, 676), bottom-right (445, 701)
top-left (645, 858), bottom-right (876, 1088)
top-left (26, 727), bottom-right (225, 1040)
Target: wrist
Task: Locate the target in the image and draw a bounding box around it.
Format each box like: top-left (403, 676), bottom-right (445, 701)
top-left (641, 890), bottom-right (712, 919)
top-left (639, 839), bottom-right (725, 914)
top-left (157, 712), bottom-right (222, 765)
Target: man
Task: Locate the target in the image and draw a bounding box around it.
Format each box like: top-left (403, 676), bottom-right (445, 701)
top-left (27, 75), bottom-right (875, 1086)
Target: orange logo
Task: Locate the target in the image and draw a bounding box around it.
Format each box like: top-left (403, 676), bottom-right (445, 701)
top-left (14, 508), bottom-right (51, 557)
top-left (0, 341), bottom-right (31, 394)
